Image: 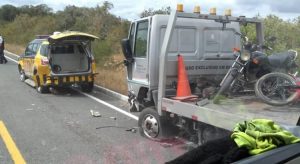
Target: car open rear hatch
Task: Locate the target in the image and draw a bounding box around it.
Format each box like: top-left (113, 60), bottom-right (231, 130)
top-left (48, 31), bottom-right (98, 75)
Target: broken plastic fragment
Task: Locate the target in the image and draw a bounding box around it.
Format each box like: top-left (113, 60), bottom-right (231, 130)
top-left (90, 110), bottom-right (101, 117)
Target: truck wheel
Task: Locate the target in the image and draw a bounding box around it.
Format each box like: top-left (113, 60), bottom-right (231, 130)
top-left (138, 107), bottom-right (168, 140)
top-left (36, 85), bottom-right (49, 94)
top-left (81, 82), bottom-right (94, 93)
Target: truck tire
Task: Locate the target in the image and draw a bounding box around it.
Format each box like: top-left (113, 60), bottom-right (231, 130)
top-left (138, 107), bottom-right (170, 140)
top-left (255, 72), bottom-right (298, 106)
top-left (213, 68), bottom-right (238, 104)
top-left (81, 82), bottom-right (94, 93)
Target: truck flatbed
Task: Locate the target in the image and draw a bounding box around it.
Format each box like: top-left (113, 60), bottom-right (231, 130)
top-left (162, 95), bottom-right (300, 131)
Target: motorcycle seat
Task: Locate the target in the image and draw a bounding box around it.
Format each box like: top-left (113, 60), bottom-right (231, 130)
top-left (267, 52), bottom-right (294, 68)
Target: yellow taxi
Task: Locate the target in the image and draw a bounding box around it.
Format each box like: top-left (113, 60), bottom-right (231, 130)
top-left (18, 31), bottom-right (98, 93)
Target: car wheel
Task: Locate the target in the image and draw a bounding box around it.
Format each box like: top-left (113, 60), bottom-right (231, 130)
top-left (19, 70), bottom-right (26, 82)
top-left (81, 82), bottom-right (94, 93)
top-left (36, 85), bottom-right (49, 94)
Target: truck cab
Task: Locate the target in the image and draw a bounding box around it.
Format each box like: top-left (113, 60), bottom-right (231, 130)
top-left (123, 14), bottom-right (241, 111)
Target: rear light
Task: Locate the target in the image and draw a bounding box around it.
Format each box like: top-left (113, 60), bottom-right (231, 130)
top-left (233, 47), bottom-right (240, 52)
top-left (41, 58), bottom-right (49, 65)
top-left (252, 58), bottom-right (259, 64)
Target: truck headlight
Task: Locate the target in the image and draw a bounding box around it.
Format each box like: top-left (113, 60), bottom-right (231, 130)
top-left (241, 51), bottom-right (250, 61)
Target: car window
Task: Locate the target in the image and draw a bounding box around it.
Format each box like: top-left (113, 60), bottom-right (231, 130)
top-left (25, 43), bottom-right (34, 56)
top-left (51, 45), bottom-right (74, 54)
top-left (39, 44), bottom-right (49, 57)
top-left (32, 43), bottom-right (41, 55)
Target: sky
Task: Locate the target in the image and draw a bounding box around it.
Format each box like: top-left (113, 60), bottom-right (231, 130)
top-left (0, 0), bottom-right (300, 21)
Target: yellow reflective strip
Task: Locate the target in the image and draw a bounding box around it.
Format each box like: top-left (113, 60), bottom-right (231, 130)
top-left (75, 76), bottom-right (79, 81)
top-left (46, 80), bottom-right (50, 84)
top-left (82, 76), bottom-right (86, 81)
top-left (63, 77), bottom-right (66, 83)
top-left (0, 121), bottom-right (26, 164)
top-left (70, 77), bottom-right (74, 82)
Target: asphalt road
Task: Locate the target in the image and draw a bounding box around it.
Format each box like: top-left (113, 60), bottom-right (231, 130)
top-left (0, 53), bottom-right (188, 164)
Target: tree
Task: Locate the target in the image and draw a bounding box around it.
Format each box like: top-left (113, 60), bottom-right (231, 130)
top-left (99, 1), bottom-right (113, 14)
top-left (0, 5), bottom-right (19, 21)
top-left (140, 7), bottom-right (171, 18)
top-left (19, 4), bottom-right (52, 17)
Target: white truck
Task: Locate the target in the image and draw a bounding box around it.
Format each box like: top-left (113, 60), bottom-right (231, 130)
top-left (121, 8), bottom-right (300, 144)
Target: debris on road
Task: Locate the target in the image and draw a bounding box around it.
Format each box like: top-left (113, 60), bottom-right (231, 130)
top-left (96, 126), bottom-right (138, 133)
top-left (125, 127), bottom-right (137, 133)
top-left (160, 142), bottom-right (173, 148)
top-left (90, 110), bottom-right (101, 117)
top-left (90, 110), bottom-right (117, 120)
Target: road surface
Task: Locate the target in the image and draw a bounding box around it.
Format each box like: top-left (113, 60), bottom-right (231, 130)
top-left (0, 52), bottom-right (188, 164)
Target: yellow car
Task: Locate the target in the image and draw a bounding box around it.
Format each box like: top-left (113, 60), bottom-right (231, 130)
top-left (18, 31), bottom-right (98, 93)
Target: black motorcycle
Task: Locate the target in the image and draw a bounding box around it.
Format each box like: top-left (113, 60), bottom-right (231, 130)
top-left (213, 34), bottom-right (299, 106)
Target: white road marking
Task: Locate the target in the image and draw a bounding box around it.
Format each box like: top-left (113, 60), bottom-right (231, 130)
top-left (94, 84), bottom-right (128, 101)
top-left (5, 55), bottom-right (18, 63)
top-left (5, 50), bottom-right (138, 121)
top-left (4, 50), bottom-right (19, 58)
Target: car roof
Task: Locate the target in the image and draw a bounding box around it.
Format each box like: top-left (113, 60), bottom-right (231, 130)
top-left (29, 39), bottom-right (46, 44)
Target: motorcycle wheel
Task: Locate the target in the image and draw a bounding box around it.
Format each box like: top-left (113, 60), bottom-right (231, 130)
top-left (255, 72), bottom-right (298, 106)
top-left (213, 68), bottom-right (238, 104)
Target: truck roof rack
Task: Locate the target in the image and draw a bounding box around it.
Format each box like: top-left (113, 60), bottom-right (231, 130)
top-left (175, 12), bottom-right (262, 24)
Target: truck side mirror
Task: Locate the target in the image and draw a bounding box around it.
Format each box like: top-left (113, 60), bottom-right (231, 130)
top-left (121, 38), bottom-right (133, 61)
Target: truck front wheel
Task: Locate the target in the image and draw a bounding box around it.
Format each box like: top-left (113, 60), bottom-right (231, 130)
top-left (138, 107), bottom-right (168, 140)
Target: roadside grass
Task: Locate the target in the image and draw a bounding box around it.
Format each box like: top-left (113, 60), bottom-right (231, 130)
top-left (95, 54), bottom-right (128, 95)
top-left (6, 44), bottom-right (25, 55)
top-left (6, 43), bottom-right (128, 95)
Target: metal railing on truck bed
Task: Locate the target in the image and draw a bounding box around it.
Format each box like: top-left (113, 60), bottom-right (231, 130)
top-left (157, 10), bottom-right (299, 130)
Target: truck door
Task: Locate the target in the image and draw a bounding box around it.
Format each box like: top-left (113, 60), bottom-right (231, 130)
top-left (129, 19), bottom-right (149, 85)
